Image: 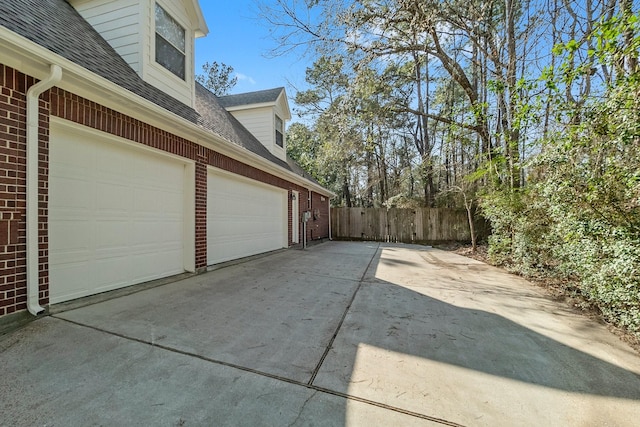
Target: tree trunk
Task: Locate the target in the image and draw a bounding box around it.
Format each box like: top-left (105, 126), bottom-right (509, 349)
top-left (464, 195), bottom-right (477, 253)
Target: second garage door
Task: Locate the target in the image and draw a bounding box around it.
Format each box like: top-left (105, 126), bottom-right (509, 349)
top-left (207, 169), bottom-right (287, 265)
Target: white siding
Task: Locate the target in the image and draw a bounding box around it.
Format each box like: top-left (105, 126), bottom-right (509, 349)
top-left (273, 96), bottom-right (289, 161)
top-left (143, 0), bottom-right (195, 106)
top-left (226, 93), bottom-right (291, 162)
top-left (71, 0), bottom-right (197, 107)
top-left (144, 63), bottom-right (193, 106)
top-left (230, 106), bottom-right (275, 149)
top-left (72, 0), bottom-right (142, 74)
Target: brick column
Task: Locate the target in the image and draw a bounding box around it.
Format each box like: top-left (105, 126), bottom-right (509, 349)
top-left (195, 146), bottom-right (207, 270)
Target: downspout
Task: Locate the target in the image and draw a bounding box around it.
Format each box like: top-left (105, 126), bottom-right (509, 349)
top-left (303, 218), bottom-right (307, 249)
top-left (26, 64), bottom-right (62, 316)
top-left (328, 198), bottom-right (332, 240)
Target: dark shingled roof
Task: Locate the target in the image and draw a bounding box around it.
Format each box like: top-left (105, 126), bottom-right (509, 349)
top-left (196, 83), bottom-right (319, 183)
top-left (0, 0), bottom-right (197, 122)
top-left (217, 87), bottom-right (285, 108)
top-left (195, 82), bottom-right (290, 168)
top-left (0, 0), bottom-right (322, 188)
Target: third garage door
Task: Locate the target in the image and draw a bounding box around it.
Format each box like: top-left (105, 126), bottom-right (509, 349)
top-left (207, 169), bottom-right (287, 265)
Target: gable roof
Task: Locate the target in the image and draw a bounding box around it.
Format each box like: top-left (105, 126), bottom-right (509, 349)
top-left (0, 0), bottom-right (198, 123)
top-left (217, 87), bottom-right (285, 108)
top-left (195, 83), bottom-right (319, 183)
top-left (195, 83), bottom-right (286, 166)
top-left (0, 0), bottom-right (326, 193)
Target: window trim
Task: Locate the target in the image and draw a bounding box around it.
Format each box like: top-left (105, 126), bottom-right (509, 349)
top-left (154, 3), bottom-right (186, 80)
top-left (275, 115), bottom-right (284, 149)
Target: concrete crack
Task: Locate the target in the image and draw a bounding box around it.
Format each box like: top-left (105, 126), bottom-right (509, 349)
top-left (288, 390), bottom-right (318, 427)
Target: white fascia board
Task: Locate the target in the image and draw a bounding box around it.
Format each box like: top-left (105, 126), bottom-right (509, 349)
top-left (192, 0), bottom-right (209, 38)
top-left (277, 90), bottom-right (292, 121)
top-left (0, 27), bottom-right (334, 197)
top-left (187, 0), bottom-right (209, 37)
top-left (223, 102), bottom-right (277, 112)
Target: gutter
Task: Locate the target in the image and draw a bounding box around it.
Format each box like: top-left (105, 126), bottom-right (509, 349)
top-left (26, 64), bottom-right (62, 316)
top-left (0, 27), bottom-right (335, 198)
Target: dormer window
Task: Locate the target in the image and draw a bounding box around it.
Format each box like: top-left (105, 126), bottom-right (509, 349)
top-left (155, 3), bottom-right (185, 80)
top-left (275, 115), bottom-right (284, 148)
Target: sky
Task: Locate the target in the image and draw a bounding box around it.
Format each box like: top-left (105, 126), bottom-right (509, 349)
top-left (195, 1), bottom-right (312, 119)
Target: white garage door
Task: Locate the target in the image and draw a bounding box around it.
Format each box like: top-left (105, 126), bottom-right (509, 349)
top-left (207, 169), bottom-right (287, 264)
top-left (49, 124), bottom-right (187, 304)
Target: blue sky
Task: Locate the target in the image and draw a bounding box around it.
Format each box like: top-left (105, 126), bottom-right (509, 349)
top-left (195, 1), bottom-right (311, 117)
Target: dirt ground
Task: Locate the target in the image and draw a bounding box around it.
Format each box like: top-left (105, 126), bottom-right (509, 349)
top-left (436, 242), bottom-right (640, 354)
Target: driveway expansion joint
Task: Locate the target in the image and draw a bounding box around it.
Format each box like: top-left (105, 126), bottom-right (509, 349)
top-left (50, 268), bottom-right (463, 427)
top-left (8, 242), bottom-right (640, 426)
top-left (306, 243), bottom-right (380, 386)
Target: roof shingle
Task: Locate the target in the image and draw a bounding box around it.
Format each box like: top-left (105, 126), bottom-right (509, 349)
top-left (217, 87), bottom-right (285, 109)
top-left (0, 0), bottom-right (321, 188)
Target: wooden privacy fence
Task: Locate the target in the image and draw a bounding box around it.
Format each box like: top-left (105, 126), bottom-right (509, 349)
top-left (330, 207), bottom-right (489, 243)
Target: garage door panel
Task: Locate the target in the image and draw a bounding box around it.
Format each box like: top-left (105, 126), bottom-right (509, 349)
top-left (49, 220), bottom-right (92, 254)
top-left (49, 250), bottom-right (92, 268)
top-left (52, 262), bottom-right (93, 301)
top-left (50, 126), bottom-right (186, 304)
top-left (51, 177), bottom-right (93, 211)
top-left (94, 257), bottom-right (131, 287)
top-left (55, 139), bottom-right (92, 170)
top-left (160, 221), bottom-right (183, 243)
top-left (214, 217), bottom-right (273, 236)
top-left (96, 182), bottom-right (132, 213)
top-left (130, 221), bottom-right (165, 245)
top-left (130, 248), bottom-right (181, 281)
top-left (207, 170), bottom-right (286, 265)
top-left (95, 220), bottom-right (130, 250)
top-left (133, 155), bottom-right (183, 188)
top-left (133, 189), bottom-right (162, 214)
top-left (160, 191), bottom-right (184, 213)
top-left (96, 161), bottom-right (129, 184)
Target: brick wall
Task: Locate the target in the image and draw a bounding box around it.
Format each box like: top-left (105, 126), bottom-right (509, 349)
top-left (309, 191), bottom-right (330, 241)
top-left (0, 64), bottom-right (330, 318)
top-left (0, 66), bottom-right (40, 316)
top-left (195, 147), bottom-right (208, 268)
top-left (49, 86), bottom-right (319, 248)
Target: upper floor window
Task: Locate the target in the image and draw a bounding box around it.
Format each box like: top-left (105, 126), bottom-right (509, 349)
top-left (155, 4), bottom-right (185, 80)
top-left (275, 115), bottom-right (284, 148)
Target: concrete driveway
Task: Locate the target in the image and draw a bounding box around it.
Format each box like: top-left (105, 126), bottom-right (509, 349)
top-left (1, 242), bottom-right (640, 426)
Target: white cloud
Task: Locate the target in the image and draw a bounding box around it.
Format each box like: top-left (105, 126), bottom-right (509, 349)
top-left (235, 73), bottom-right (256, 85)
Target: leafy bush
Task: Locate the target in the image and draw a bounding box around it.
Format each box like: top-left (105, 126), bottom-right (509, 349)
top-left (482, 14), bottom-right (640, 334)
top-left (481, 188), bottom-right (556, 275)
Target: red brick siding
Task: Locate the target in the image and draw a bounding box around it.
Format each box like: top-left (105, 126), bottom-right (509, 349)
top-left (0, 64), bottom-right (329, 318)
top-left (309, 191), bottom-right (330, 241)
top-left (0, 65), bottom-right (41, 316)
top-left (195, 147), bottom-right (208, 269)
top-left (292, 189), bottom-right (330, 244)
top-left (50, 86), bottom-right (315, 248)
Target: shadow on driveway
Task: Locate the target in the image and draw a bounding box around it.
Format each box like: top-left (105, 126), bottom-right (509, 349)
top-left (1, 242), bottom-right (639, 426)
top-left (314, 245), bottom-right (640, 425)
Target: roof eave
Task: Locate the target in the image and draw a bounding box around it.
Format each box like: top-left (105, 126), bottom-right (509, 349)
top-left (0, 26), bottom-right (333, 197)
top-left (277, 89), bottom-right (292, 121)
top-left (189, 0), bottom-right (209, 37)
top-left (223, 102), bottom-right (277, 111)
